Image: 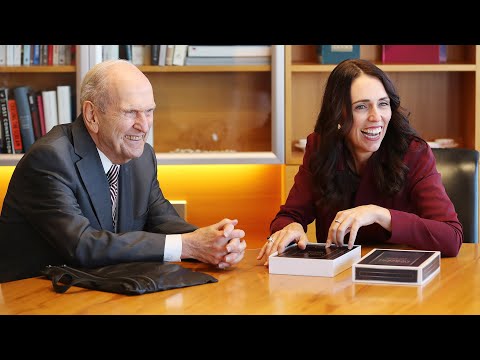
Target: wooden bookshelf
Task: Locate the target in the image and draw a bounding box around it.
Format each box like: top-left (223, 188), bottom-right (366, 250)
top-left (141, 45), bottom-right (284, 165)
top-left (139, 65), bottom-right (271, 73)
top-left (0, 66), bottom-right (75, 73)
top-left (285, 45), bottom-right (479, 166)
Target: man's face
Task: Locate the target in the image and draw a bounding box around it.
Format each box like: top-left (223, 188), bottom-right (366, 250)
top-left (95, 77), bottom-right (156, 164)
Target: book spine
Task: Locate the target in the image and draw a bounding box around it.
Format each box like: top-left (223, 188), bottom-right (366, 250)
top-left (41, 90), bottom-right (58, 133)
top-left (0, 88), bottom-right (13, 153)
top-left (151, 45), bottom-right (160, 65)
top-left (32, 45), bottom-right (40, 65)
top-left (13, 86), bottom-right (36, 152)
top-left (0, 45), bottom-right (6, 66)
top-left (131, 45), bottom-right (145, 65)
top-left (172, 45), bottom-right (187, 66)
top-left (165, 45), bottom-right (175, 65)
top-left (36, 94), bottom-right (46, 135)
top-left (158, 45), bottom-right (167, 66)
top-left (56, 85), bottom-right (72, 124)
top-left (40, 45), bottom-right (48, 65)
top-left (28, 91), bottom-right (42, 140)
top-left (7, 99), bottom-right (23, 153)
top-left (57, 45), bottom-right (66, 65)
top-left (22, 45), bottom-right (31, 66)
top-left (187, 45), bottom-right (272, 57)
top-left (47, 45), bottom-right (54, 65)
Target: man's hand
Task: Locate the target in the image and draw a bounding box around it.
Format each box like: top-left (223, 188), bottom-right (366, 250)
top-left (181, 218), bottom-right (246, 268)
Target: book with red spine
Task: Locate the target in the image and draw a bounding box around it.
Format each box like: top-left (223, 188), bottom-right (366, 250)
top-left (7, 99), bottom-right (23, 153)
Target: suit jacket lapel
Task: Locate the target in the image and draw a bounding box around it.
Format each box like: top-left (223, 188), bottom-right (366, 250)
top-left (72, 116), bottom-right (114, 232)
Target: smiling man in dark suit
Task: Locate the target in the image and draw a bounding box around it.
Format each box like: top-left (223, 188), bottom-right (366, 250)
top-left (0, 59), bottom-right (246, 283)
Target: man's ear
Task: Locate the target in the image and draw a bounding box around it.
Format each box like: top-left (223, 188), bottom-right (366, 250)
top-left (83, 101), bottom-right (99, 133)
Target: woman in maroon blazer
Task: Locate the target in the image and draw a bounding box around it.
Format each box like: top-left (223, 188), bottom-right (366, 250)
top-left (258, 59), bottom-right (462, 264)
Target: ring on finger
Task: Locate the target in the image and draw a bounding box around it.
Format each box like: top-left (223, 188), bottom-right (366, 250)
top-left (267, 236), bottom-right (274, 243)
top-left (334, 220), bottom-right (341, 224)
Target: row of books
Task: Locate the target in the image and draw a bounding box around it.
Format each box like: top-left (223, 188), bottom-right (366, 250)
top-left (0, 45), bottom-right (76, 67)
top-left (0, 86), bottom-right (74, 154)
top-left (317, 45), bottom-right (447, 64)
top-left (102, 45), bottom-right (271, 66)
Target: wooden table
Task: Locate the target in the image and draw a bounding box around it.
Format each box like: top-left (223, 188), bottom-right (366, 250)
top-left (1, 244), bottom-right (480, 315)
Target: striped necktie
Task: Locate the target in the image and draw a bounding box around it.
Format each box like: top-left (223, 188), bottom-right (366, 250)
top-left (106, 164), bottom-right (120, 230)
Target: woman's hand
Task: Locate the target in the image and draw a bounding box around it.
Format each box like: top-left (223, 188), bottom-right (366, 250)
top-left (257, 222), bottom-right (309, 266)
top-left (326, 205), bottom-right (392, 249)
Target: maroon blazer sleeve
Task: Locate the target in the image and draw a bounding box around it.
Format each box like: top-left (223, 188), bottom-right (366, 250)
top-left (388, 141), bottom-right (463, 257)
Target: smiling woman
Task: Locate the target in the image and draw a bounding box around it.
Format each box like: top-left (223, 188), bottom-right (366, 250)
top-left (258, 58), bottom-right (463, 266)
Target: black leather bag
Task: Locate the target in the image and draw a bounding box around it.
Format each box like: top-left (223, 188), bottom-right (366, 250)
top-left (42, 262), bottom-right (218, 295)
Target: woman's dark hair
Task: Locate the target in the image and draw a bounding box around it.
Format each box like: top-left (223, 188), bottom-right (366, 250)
top-left (311, 58), bottom-right (420, 209)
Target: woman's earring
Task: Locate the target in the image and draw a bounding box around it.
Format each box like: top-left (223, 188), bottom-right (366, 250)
top-left (337, 123), bottom-right (341, 130)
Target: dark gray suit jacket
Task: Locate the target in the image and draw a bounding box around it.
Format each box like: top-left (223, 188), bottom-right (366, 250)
top-left (0, 115), bottom-right (197, 283)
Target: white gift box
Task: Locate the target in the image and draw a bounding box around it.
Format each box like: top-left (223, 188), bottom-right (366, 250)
top-left (268, 243), bottom-right (361, 277)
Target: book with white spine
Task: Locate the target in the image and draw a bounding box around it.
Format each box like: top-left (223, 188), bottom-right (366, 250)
top-left (185, 56), bottom-right (270, 66)
top-left (131, 45), bottom-right (145, 65)
top-left (41, 90), bottom-right (58, 132)
top-left (103, 45), bottom-right (119, 60)
top-left (158, 45), bottom-right (167, 66)
top-left (0, 45), bottom-right (6, 65)
top-left (56, 85), bottom-right (72, 124)
top-left (187, 45), bottom-right (271, 57)
top-left (165, 45), bottom-right (175, 65)
top-left (172, 45), bottom-right (187, 66)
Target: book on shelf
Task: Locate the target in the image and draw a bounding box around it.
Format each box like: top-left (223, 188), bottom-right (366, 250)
top-left (119, 45), bottom-right (132, 61)
top-left (32, 45), bottom-right (40, 65)
top-left (41, 90), bottom-right (58, 133)
top-left (6, 45), bottom-right (22, 66)
top-left (131, 45), bottom-right (145, 65)
top-left (143, 45), bottom-right (152, 65)
top-left (352, 248), bottom-right (441, 285)
top-left (13, 86), bottom-right (35, 152)
top-left (269, 243), bottom-right (361, 277)
top-left (103, 45), bottom-right (120, 61)
top-left (22, 45), bottom-right (31, 66)
top-left (47, 45), bottom-right (54, 65)
top-left (185, 56), bottom-right (270, 66)
top-left (57, 45), bottom-right (66, 65)
top-left (382, 45), bottom-right (446, 64)
top-left (158, 45), bottom-right (167, 66)
top-left (172, 45), bottom-right (188, 66)
top-left (318, 45), bottom-right (360, 64)
top-left (187, 45), bottom-right (271, 57)
top-left (52, 45), bottom-right (59, 65)
top-left (0, 88), bottom-right (13, 154)
top-left (7, 99), bottom-right (23, 153)
top-left (64, 45), bottom-right (73, 65)
top-left (0, 45), bottom-right (6, 66)
top-left (151, 45), bottom-right (160, 65)
top-left (56, 85), bottom-right (72, 124)
top-left (36, 93), bottom-right (46, 136)
top-left (40, 45), bottom-right (48, 65)
top-left (27, 91), bottom-right (42, 140)
top-left (165, 45), bottom-right (175, 66)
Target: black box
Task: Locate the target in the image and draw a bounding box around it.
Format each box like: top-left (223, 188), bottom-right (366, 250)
top-left (352, 248), bottom-right (440, 285)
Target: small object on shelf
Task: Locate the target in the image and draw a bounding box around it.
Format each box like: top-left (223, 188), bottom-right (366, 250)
top-left (294, 138), bottom-right (307, 151)
top-left (352, 248), bottom-right (440, 285)
top-left (318, 45), bottom-right (360, 64)
top-left (428, 138), bottom-right (459, 149)
top-left (382, 45), bottom-right (446, 64)
top-left (269, 243), bottom-right (361, 277)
